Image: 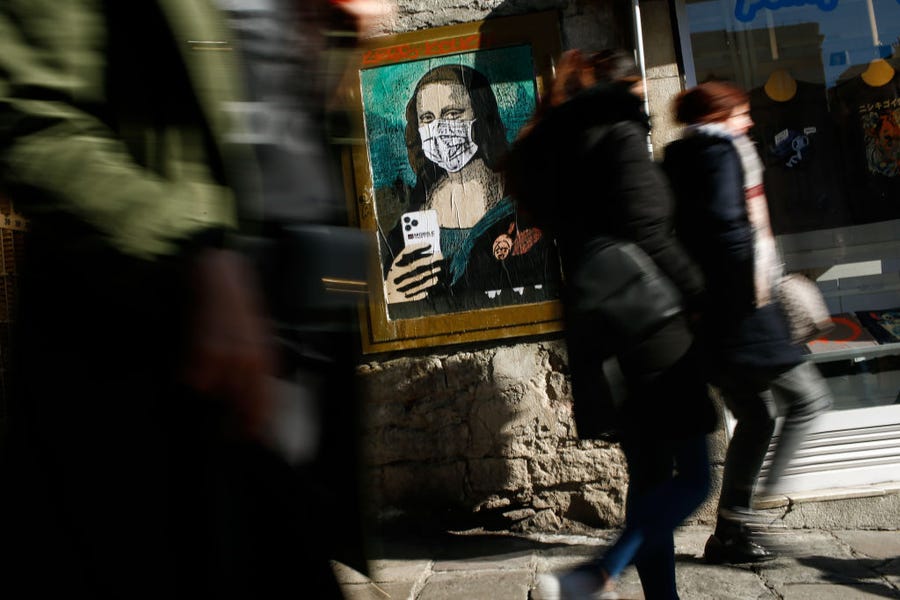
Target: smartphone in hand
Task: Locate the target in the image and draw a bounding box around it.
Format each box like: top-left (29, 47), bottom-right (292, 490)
top-left (400, 209), bottom-right (441, 255)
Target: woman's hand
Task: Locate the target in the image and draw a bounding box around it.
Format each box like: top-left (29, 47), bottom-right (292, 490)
top-left (385, 243), bottom-right (443, 303)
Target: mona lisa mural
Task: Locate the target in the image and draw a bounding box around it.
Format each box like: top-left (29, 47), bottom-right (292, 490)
top-left (349, 12), bottom-right (564, 352)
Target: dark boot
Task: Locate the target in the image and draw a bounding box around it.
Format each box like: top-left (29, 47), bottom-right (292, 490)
top-left (703, 515), bottom-right (775, 564)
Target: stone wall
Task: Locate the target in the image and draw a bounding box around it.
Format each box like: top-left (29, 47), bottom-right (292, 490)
top-left (379, 0), bottom-right (627, 50)
top-left (360, 340), bottom-right (631, 530)
top-left (358, 337), bottom-right (724, 531)
top-left (356, 0), bottom-right (722, 533)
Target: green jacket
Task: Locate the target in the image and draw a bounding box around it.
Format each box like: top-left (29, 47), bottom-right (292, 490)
top-left (0, 0), bottom-right (249, 259)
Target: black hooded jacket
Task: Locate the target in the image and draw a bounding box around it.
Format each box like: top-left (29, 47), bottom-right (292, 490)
top-left (506, 82), bottom-right (717, 440)
top-left (506, 82), bottom-right (705, 309)
top-left (663, 132), bottom-right (803, 370)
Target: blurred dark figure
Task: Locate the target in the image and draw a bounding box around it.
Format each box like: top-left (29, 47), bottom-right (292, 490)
top-left (507, 49), bottom-right (716, 600)
top-left (0, 0), bottom-right (391, 597)
top-left (662, 81), bottom-right (833, 565)
top-left (212, 0), bottom-right (393, 594)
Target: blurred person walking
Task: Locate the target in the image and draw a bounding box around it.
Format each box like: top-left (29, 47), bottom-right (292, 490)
top-left (0, 0), bottom-right (390, 597)
top-left (662, 81), bottom-right (833, 565)
top-left (507, 49), bottom-right (717, 600)
top-left (212, 0), bottom-right (393, 595)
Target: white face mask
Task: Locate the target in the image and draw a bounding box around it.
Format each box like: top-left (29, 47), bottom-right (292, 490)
top-left (418, 118), bottom-right (478, 173)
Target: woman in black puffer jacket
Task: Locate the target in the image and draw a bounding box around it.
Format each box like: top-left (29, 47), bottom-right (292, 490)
top-left (509, 49), bottom-right (717, 600)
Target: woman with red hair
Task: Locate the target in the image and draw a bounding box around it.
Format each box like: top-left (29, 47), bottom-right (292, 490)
top-left (663, 82), bottom-right (833, 565)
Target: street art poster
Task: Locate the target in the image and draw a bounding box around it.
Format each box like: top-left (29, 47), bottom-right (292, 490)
top-left (349, 12), bottom-right (564, 352)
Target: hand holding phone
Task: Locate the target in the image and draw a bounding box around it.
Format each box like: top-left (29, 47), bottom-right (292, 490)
top-left (386, 210), bottom-right (443, 303)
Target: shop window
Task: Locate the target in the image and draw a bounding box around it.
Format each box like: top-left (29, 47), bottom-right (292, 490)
top-left (674, 0), bottom-right (900, 414)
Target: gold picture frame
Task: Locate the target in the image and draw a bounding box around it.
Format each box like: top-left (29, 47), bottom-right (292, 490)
top-left (347, 11), bottom-right (564, 353)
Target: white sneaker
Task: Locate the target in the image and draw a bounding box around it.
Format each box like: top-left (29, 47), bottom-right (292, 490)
top-left (532, 573), bottom-right (563, 600)
top-left (531, 571), bottom-right (619, 600)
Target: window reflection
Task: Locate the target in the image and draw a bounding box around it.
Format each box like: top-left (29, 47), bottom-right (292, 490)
top-left (678, 0), bottom-right (900, 409)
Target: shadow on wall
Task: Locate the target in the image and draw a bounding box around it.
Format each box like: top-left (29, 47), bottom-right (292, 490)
top-left (357, 344), bottom-right (523, 532)
top-left (482, 0), bottom-right (632, 53)
top-left (357, 339), bottom-right (630, 535)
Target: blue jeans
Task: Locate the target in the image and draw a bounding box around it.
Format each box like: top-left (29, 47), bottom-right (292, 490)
top-left (571, 316), bottom-right (714, 599)
top-left (589, 434), bottom-right (710, 600)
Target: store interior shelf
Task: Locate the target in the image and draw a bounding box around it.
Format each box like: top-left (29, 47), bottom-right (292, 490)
top-left (804, 341), bottom-right (900, 364)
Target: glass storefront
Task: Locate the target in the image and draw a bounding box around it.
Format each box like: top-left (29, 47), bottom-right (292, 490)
top-left (677, 0), bottom-right (900, 232)
top-left (673, 0), bottom-right (900, 492)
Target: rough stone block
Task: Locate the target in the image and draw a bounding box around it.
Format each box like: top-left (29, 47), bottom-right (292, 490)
top-left (530, 447), bottom-right (626, 488)
top-left (469, 457), bottom-right (531, 493)
top-left (512, 509), bottom-right (562, 532)
top-left (565, 486), bottom-right (625, 527)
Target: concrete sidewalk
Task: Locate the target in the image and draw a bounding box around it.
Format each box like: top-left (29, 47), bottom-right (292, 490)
top-left (335, 525), bottom-right (900, 599)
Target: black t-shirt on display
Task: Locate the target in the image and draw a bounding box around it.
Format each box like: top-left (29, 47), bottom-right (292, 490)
top-left (828, 69), bottom-right (900, 225)
top-left (749, 80), bottom-right (851, 234)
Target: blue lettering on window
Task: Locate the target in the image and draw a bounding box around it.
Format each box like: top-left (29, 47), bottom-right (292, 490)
top-left (734, 0), bottom-right (838, 22)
